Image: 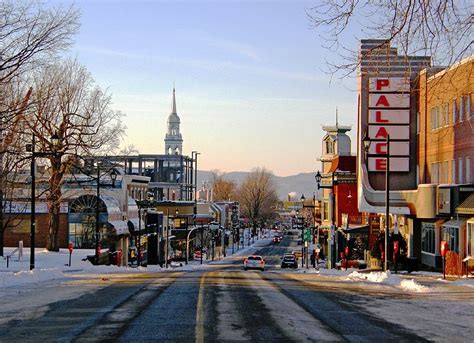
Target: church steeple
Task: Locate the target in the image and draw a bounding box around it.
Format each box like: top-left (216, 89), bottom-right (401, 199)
top-left (165, 87), bottom-right (183, 155)
top-left (172, 87), bottom-right (177, 114)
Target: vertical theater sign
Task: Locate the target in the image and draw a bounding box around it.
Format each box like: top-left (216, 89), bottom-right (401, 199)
top-left (358, 39), bottom-right (432, 215)
top-left (367, 77), bottom-right (411, 172)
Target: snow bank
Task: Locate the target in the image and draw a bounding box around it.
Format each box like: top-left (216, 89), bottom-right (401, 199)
top-left (347, 271), bottom-right (429, 292)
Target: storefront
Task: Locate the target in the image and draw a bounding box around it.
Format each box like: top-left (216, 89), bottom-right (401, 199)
top-left (420, 219), bottom-right (445, 270)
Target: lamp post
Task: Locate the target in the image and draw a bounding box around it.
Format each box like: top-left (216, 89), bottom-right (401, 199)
top-left (27, 132), bottom-right (60, 270)
top-left (94, 163), bottom-right (118, 265)
top-left (362, 132), bottom-right (390, 272)
top-left (315, 170), bottom-right (336, 269)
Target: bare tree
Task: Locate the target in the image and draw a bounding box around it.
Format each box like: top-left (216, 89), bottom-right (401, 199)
top-left (307, 1), bottom-right (473, 78)
top-left (210, 170), bottom-right (236, 202)
top-left (119, 144), bottom-right (139, 156)
top-left (0, 0), bottom-right (79, 84)
top-left (0, 0), bottom-right (79, 253)
top-left (238, 167), bottom-right (278, 230)
top-left (14, 58), bottom-right (126, 251)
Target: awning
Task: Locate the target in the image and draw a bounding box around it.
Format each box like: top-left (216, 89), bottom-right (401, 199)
top-left (193, 214), bottom-right (214, 224)
top-left (106, 221), bottom-right (130, 236)
top-left (127, 218), bottom-right (145, 232)
top-left (456, 193), bottom-right (474, 215)
top-left (342, 224), bottom-right (369, 234)
top-left (443, 219), bottom-right (466, 228)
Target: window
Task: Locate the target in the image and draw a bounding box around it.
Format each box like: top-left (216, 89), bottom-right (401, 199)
top-left (416, 112), bottom-right (420, 133)
top-left (422, 223), bottom-right (435, 254)
top-left (444, 103), bottom-right (449, 126)
top-left (459, 95), bottom-right (464, 120)
top-left (466, 157), bottom-right (471, 184)
top-left (325, 140), bottom-right (334, 154)
top-left (323, 201), bottom-right (329, 221)
top-left (467, 94), bottom-right (472, 119)
top-left (452, 160), bottom-right (456, 183)
top-left (443, 226), bottom-right (459, 253)
top-left (459, 158), bottom-right (464, 183)
top-left (431, 162), bottom-right (438, 183)
top-left (468, 222), bottom-right (474, 256)
top-left (453, 99), bottom-right (457, 122)
top-left (444, 161), bottom-right (448, 184)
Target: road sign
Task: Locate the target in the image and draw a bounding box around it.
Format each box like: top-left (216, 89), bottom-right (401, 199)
top-left (304, 229), bottom-right (312, 241)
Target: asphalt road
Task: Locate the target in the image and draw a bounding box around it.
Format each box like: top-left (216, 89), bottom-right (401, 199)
top-left (0, 234), bottom-right (429, 342)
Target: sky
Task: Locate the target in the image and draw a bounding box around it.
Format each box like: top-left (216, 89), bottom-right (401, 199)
top-left (51, 0), bottom-right (361, 176)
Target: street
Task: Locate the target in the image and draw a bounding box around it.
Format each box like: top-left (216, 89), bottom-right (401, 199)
top-left (0, 235), bottom-right (473, 342)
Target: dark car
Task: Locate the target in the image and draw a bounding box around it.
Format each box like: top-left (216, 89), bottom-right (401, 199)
top-left (281, 255), bottom-right (298, 269)
top-left (272, 235), bottom-right (282, 244)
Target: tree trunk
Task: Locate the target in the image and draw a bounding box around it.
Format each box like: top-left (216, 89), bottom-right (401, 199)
top-left (46, 156), bottom-right (63, 251)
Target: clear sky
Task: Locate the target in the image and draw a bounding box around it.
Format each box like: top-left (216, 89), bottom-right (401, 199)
top-left (52, 0), bottom-right (360, 176)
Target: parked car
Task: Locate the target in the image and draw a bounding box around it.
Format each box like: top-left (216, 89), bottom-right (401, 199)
top-left (281, 254), bottom-right (298, 269)
top-left (243, 255), bottom-right (266, 271)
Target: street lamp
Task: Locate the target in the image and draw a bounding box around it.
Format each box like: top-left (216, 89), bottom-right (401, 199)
top-left (94, 163), bottom-right (118, 265)
top-left (27, 132), bottom-right (60, 270)
top-left (362, 131), bottom-right (390, 272)
top-left (315, 170), bottom-right (337, 269)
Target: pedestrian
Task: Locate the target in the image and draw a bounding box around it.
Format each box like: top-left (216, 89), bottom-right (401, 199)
top-left (310, 251), bottom-right (315, 268)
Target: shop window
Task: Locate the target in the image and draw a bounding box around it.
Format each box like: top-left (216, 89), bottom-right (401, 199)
top-left (422, 223), bottom-right (435, 254)
top-left (468, 222), bottom-right (474, 256)
top-left (443, 226), bottom-right (459, 253)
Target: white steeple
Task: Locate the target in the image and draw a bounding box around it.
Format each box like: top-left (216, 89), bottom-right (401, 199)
top-left (165, 87), bottom-right (183, 155)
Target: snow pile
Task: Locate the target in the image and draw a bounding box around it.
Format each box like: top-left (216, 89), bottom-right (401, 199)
top-left (0, 268), bottom-right (65, 288)
top-left (347, 271), bottom-right (429, 292)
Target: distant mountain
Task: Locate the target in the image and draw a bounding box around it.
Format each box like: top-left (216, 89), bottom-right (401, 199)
top-left (197, 170), bottom-right (318, 200)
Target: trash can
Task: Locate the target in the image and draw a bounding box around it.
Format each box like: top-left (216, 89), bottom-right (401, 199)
top-left (406, 257), bottom-right (418, 273)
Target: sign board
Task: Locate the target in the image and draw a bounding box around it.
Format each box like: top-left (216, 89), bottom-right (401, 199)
top-left (369, 94), bottom-right (410, 108)
top-left (368, 125), bottom-right (410, 140)
top-left (368, 110), bottom-right (410, 124)
top-left (369, 78), bottom-right (410, 92)
top-left (368, 141), bottom-right (410, 156)
top-left (368, 157), bottom-right (410, 172)
top-left (367, 77), bottom-right (411, 173)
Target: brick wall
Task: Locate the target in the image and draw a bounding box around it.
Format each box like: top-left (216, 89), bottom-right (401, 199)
top-left (3, 213), bottom-right (69, 248)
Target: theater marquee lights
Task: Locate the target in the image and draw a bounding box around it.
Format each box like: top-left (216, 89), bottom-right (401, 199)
top-left (367, 77), bottom-right (411, 172)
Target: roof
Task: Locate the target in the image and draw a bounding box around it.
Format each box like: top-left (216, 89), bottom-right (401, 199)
top-left (456, 193), bottom-right (474, 215)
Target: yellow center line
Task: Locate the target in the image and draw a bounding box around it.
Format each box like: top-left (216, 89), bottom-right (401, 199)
top-left (195, 272), bottom-right (207, 343)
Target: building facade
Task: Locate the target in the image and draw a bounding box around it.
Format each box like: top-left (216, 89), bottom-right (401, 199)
top-left (357, 39), bottom-right (473, 274)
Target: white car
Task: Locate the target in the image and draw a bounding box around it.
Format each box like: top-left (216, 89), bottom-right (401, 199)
top-left (243, 255), bottom-right (266, 271)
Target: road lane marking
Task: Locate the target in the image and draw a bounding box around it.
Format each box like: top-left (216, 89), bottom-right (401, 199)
top-left (195, 272), bottom-right (206, 343)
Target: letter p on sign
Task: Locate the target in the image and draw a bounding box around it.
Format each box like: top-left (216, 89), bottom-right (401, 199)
top-left (376, 79), bottom-right (390, 90)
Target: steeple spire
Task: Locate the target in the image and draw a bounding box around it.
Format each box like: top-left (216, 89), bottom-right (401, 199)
top-left (172, 87), bottom-right (177, 114)
top-left (335, 107), bottom-right (339, 128)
